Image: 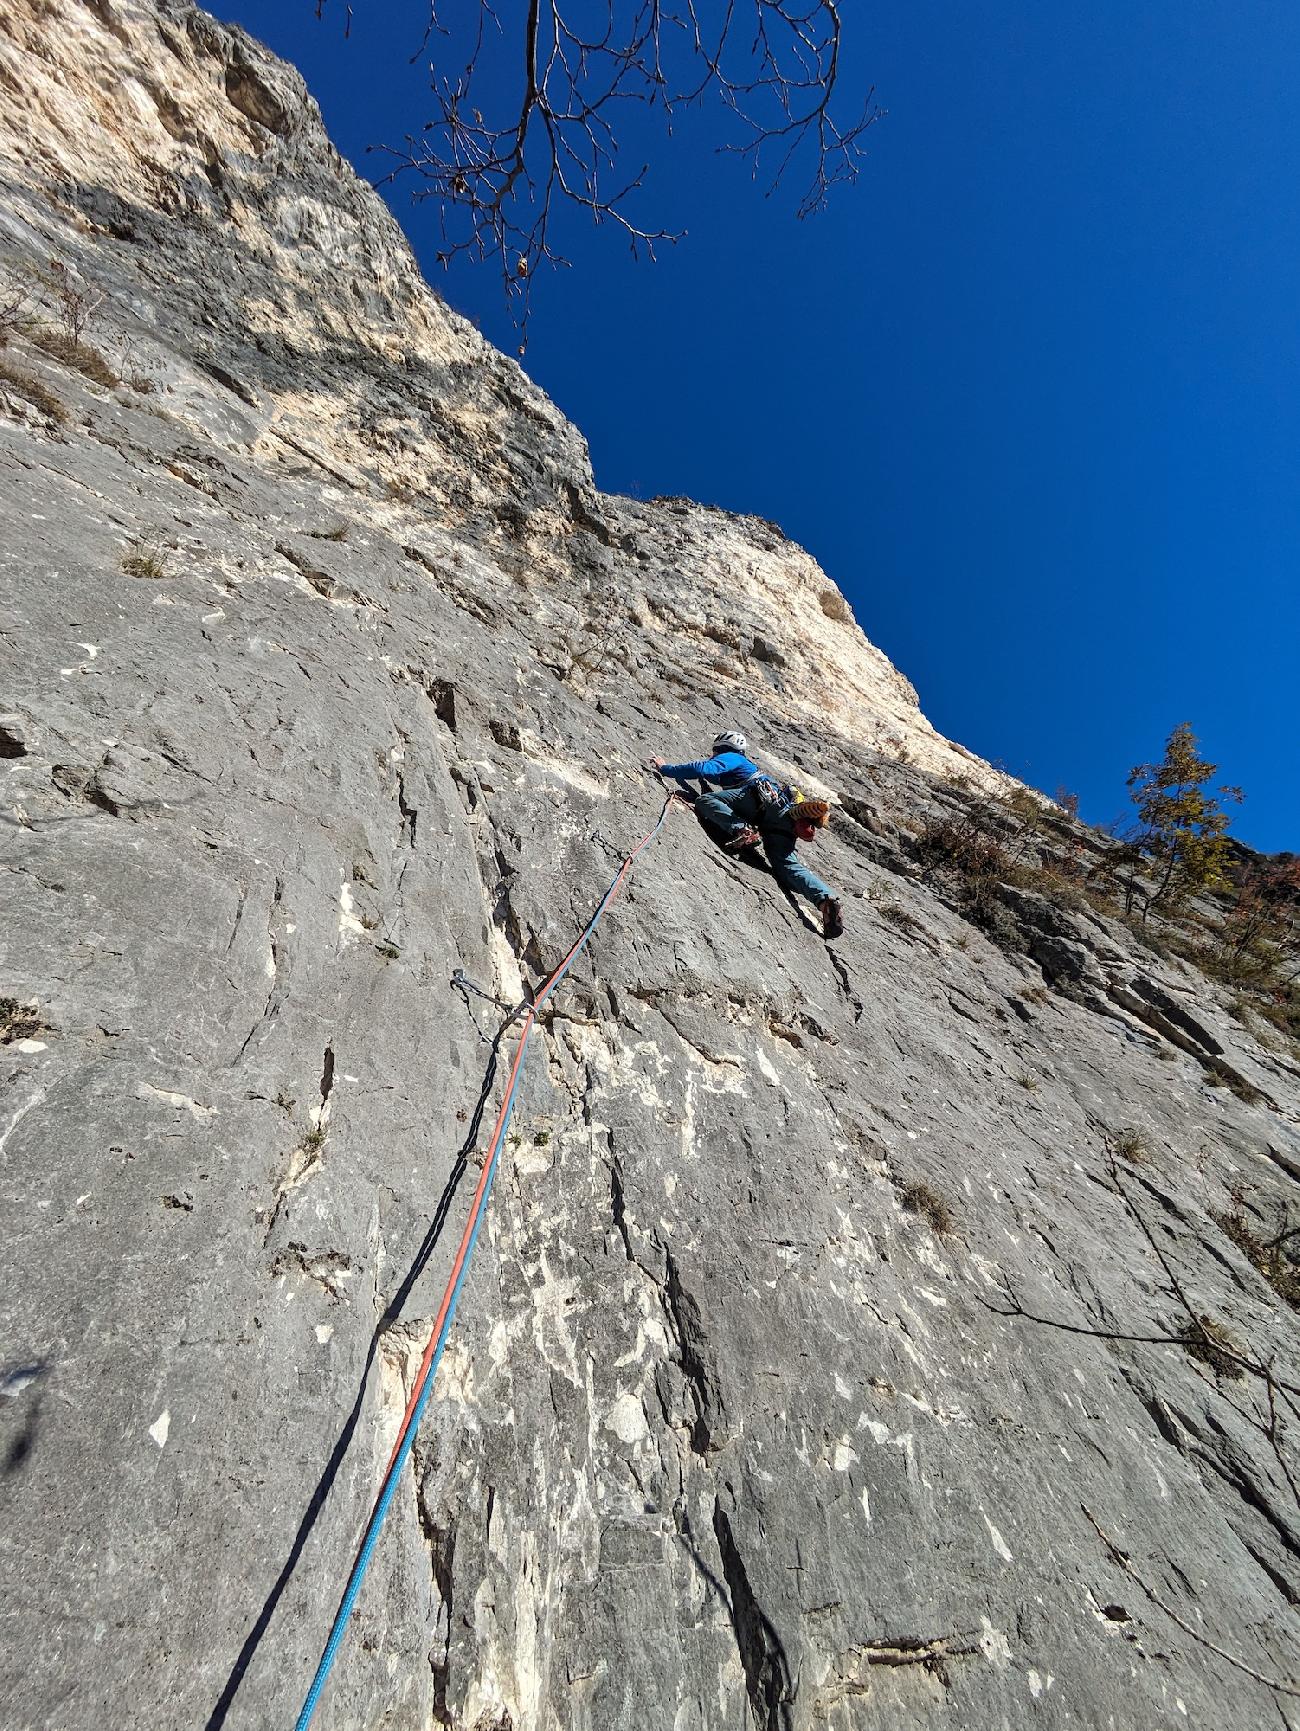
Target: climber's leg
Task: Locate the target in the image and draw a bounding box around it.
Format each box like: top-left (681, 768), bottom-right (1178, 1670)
top-left (697, 784), bottom-right (758, 839)
top-left (762, 829), bottom-right (834, 906)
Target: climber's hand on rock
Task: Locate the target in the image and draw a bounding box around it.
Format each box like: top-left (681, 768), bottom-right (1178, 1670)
top-left (649, 755), bottom-right (666, 772)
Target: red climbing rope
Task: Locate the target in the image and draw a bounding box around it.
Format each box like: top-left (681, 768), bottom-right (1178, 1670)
top-left (385, 789), bottom-right (680, 1471)
top-left (294, 790), bottom-right (678, 1728)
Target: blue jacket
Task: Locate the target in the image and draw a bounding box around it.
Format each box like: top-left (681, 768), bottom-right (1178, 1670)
top-left (659, 750), bottom-right (758, 789)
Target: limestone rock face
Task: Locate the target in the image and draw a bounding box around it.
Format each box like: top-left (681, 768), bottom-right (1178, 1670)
top-left (1, 6), bottom-right (1297, 1730)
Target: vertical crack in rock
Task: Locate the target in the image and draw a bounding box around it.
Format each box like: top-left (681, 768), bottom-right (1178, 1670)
top-left (712, 1502), bottom-right (796, 1731)
top-left (662, 1251), bottom-right (725, 1456)
top-left (827, 948), bottom-right (863, 1022)
top-left (607, 1156), bottom-right (634, 1263)
top-left (234, 874), bottom-right (285, 1063)
top-left (416, 1480), bottom-right (456, 1726)
top-left (396, 772), bottom-right (418, 849)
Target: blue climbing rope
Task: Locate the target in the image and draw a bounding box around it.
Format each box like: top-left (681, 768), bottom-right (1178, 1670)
top-left (293, 792), bottom-right (676, 1728)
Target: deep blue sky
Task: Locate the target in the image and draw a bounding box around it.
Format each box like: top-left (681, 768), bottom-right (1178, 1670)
top-left (215, 2), bottom-right (1298, 850)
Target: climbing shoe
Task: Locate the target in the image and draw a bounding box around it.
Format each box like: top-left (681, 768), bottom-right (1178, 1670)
top-left (820, 897), bottom-right (844, 940)
top-left (724, 826), bottom-right (762, 850)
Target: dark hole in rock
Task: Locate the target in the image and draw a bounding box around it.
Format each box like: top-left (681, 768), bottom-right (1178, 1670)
top-left (426, 680), bottom-right (456, 731)
top-left (0, 720), bottom-right (27, 758)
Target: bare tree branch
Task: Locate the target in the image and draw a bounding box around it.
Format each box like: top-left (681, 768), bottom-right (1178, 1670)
top-left (318, 1), bottom-right (880, 345)
top-left (1081, 1505), bottom-right (1300, 1698)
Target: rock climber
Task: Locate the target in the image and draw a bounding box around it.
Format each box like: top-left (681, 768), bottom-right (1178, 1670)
top-left (650, 731), bottom-right (844, 939)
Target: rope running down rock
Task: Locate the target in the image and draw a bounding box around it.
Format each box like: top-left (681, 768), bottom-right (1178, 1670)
top-left (294, 791), bottom-right (679, 1729)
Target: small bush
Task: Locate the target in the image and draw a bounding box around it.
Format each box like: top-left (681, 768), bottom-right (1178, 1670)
top-left (920, 791), bottom-right (1103, 939)
top-left (900, 1181), bottom-right (956, 1236)
top-left (0, 356), bottom-right (66, 423)
top-left (917, 813), bottom-right (1008, 908)
top-left (1258, 986), bottom-right (1300, 1044)
top-left (1014, 1073), bottom-right (1039, 1093)
top-left (30, 327), bottom-right (119, 388)
top-left (1020, 983), bottom-right (1049, 1006)
top-left (0, 280), bottom-right (35, 345)
top-left (301, 1124), bottom-right (326, 1154)
top-left (1209, 858), bottom-right (1300, 992)
top-left (1178, 1313), bottom-right (1245, 1380)
top-left (42, 259), bottom-right (103, 345)
top-left (1015, 861), bottom-right (1088, 911)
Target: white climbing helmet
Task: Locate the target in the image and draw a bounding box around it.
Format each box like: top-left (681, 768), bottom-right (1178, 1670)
top-left (713, 730), bottom-right (749, 755)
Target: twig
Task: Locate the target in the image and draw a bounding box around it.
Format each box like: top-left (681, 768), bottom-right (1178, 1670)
top-left (358, 0), bottom-right (879, 343)
top-left (1081, 1505), bottom-right (1300, 1698)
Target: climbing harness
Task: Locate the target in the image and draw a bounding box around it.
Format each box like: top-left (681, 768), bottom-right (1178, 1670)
top-left (750, 774), bottom-right (802, 818)
top-left (293, 792), bottom-right (677, 1731)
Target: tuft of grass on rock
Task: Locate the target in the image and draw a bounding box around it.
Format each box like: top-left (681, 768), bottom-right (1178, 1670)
top-left (900, 1181), bottom-right (956, 1237)
top-left (0, 355), bottom-right (66, 423)
top-left (1215, 1201), bottom-right (1300, 1312)
top-left (29, 326), bottom-right (119, 388)
top-left (1014, 1073), bottom-right (1040, 1093)
top-left (121, 542), bottom-right (165, 579)
top-left (1203, 1057), bottom-right (1265, 1106)
top-left (0, 996), bottom-right (45, 1043)
top-left (1178, 1313), bottom-right (1245, 1381)
top-left (1112, 1127), bottom-right (1149, 1165)
top-left (875, 898), bottom-right (920, 934)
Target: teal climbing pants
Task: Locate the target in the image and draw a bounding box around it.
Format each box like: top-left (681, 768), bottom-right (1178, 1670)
top-left (696, 784), bottom-right (833, 906)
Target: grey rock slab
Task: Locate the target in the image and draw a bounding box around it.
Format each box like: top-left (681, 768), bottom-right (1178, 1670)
top-left (0, 5), bottom-right (1297, 1730)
